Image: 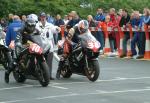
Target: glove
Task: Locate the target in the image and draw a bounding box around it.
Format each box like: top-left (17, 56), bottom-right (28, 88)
top-left (9, 41), bottom-right (15, 49)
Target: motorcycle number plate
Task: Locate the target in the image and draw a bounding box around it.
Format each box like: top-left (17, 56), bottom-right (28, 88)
top-left (29, 43), bottom-right (43, 54)
top-left (87, 41), bottom-right (100, 49)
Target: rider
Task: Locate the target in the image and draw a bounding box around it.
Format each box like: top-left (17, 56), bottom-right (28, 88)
top-left (56, 20), bottom-right (98, 79)
top-left (4, 14), bottom-right (39, 83)
top-left (4, 15), bottom-right (23, 83)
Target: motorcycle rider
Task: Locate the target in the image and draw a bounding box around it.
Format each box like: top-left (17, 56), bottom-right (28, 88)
top-left (4, 14), bottom-right (39, 83)
top-left (4, 15), bottom-right (23, 83)
top-left (56, 20), bottom-right (98, 79)
top-left (36, 12), bottom-right (61, 80)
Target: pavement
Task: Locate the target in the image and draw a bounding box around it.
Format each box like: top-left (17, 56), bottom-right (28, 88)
top-left (0, 57), bottom-right (150, 103)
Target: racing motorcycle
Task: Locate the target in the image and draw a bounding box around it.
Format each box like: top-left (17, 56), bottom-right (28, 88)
top-left (0, 32), bottom-right (9, 70)
top-left (57, 32), bottom-right (100, 82)
top-left (13, 35), bottom-right (50, 87)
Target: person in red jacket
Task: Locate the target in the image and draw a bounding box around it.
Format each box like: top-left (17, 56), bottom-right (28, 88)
top-left (98, 15), bottom-right (116, 53)
top-left (110, 8), bottom-right (122, 53)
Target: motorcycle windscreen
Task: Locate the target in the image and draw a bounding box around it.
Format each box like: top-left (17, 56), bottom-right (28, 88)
top-left (30, 35), bottom-right (51, 53)
top-left (78, 31), bottom-right (101, 49)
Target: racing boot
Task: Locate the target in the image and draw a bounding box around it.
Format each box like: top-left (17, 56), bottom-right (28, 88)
top-left (4, 52), bottom-right (14, 83)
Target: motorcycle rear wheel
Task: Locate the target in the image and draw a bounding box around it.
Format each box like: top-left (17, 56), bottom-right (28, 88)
top-left (60, 65), bottom-right (72, 78)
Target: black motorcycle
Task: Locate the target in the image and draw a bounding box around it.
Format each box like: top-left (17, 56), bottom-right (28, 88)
top-left (0, 36), bottom-right (9, 70)
top-left (57, 33), bottom-right (100, 82)
top-left (13, 35), bottom-right (50, 87)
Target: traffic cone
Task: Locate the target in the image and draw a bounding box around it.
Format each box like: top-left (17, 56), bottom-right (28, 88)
top-left (103, 25), bottom-right (111, 54)
top-left (127, 25), bottom-right (133, 57)
top-left (144, 24), bottom-right (150, 59)
top-left (118, 27), bottom-right (124, 56)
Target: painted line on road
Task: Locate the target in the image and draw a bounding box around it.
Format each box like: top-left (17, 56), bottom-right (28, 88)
top-left (0, 100), bottom-right (24, 103)
top-left (0, 76), bottom-right (150, 91)
top-left (1, 88), bottom-right (150, 103)
top-left (0, 85), bottom-right (33, 91)
top-left (96, 88), bottom-right (150, 94)
top-left (50, 85), bottom-right (68, 89)
top-left (51, 76), bottom-right (150, 85)
top-left (36, 93), bottom-right (78, 100)
top-left (97, 76), bottom-right (150, 82)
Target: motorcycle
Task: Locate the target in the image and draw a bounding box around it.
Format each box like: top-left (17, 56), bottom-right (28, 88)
top-left (13, 35), bottom-right (50, 87)
top-left (57, 32), bottom-right (100, 82)
top-left (0, 33), bottom-right (9, 70)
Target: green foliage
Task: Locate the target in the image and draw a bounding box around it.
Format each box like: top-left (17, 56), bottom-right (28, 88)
top-left (0, 0), bottom-right (149, 18)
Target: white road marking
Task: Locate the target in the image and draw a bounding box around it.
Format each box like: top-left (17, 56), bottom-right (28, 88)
top-left (50, 85), bottom-right (68, 89)
top-left (1, 88), bottom-right (150, 103)
top-left (97, 76), bottom-right (150, 82)
top-left (0, 76), bottom-right (150, 91)
top-left (0, 85), bottom-right (33, 91)
top-left (0, 100), bottom-right (24, 103)
top-left (51, 76), bottom-right (150, 85)
top-left (96, 88), bottom-right (150, 94)
top-left (36, 93), bottom-right (79, 100)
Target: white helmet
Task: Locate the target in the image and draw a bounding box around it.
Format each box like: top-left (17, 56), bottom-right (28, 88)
top-left (78, 20), bottom-right (89, 34)
top-left (27, 14), bottom-right (38, 22)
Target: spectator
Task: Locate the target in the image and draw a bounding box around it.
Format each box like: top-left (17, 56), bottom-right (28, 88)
top-left (55, 14), bottom-right (65, 41)
top-left (67, 11), bottom-right (80, 29)
top-left (8, 13), bottom-right (14, 24)
top-left (63, 15), bottom-right (69, 25)
top-left (47, 14), bottom-right (55, 24)
top-left (119, 9), bottom-right (130, 58)
top-left (105, 15), bottom-right (116, 53)
top-left (21, 15), bottom-right (26, 24)
top-left (94, 8), bottom-right (105, 22)
top-left (130, 11), bottom-right (145, 59)
top-left (94, 8), bottom-right (105, 54)
top-left (87, 15), bottom-right (98, 39)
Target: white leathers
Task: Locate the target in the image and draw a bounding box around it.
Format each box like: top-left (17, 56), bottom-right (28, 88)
top-left (36, 21), bottom-right (60, 52)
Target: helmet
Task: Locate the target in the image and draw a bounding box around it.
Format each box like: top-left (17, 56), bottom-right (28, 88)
top-left (25, 15), bottom-right (37, 33)
top-left (78, 20), bottom-right (89, 34)
top-left (27, 14), bottom-right (38, 22)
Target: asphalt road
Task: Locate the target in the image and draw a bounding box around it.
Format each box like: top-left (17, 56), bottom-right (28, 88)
top-left (0, 57), bottom-right (150, 103)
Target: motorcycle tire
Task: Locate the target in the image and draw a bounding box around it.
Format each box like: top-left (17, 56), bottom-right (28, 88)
top-left (38, 62), bottom-right (50, 87)
top-left (13, 68), bottom-right (26, 83)
top-left (0, 50), bottom-right (9, 70)
top-left (85, 60), bottom-right (100, 82)
top-left (60, 66), bottom-right (72, 78)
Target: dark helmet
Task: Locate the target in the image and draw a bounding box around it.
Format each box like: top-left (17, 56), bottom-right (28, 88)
top-left (78, 20), bottom-right (89, 34)
top-left (25, 15), bottom-right (37, 33)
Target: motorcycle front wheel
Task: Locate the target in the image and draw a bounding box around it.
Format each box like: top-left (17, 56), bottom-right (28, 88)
top-left (37, 61), bottom-right (50, 87)
top-left (13, 66), bottom-right (26, 83)
top-left (85, 60), bottom-right (100, 82)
